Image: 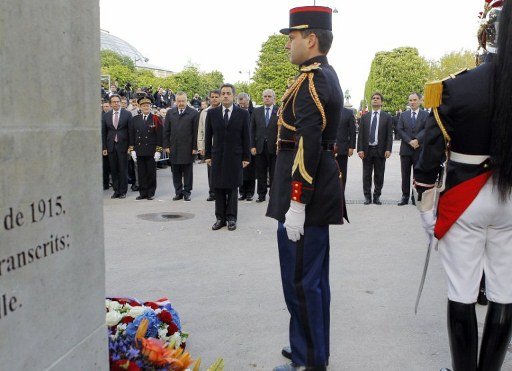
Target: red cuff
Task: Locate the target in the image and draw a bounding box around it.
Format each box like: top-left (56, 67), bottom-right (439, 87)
top-left (291, 181), bottom-right (303, 203)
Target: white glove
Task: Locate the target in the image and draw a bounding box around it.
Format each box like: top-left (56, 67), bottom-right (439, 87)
top-left (154, 152), bottom-right (161, 161)
top-left (131, 151), bottom-right (137, 162)
top-left (284, 200), bottom-right (306, 242)
top-left (420, 210), bottom-right (436, 239)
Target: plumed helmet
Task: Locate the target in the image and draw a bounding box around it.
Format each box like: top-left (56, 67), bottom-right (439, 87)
top-left (478, 0), bottom-right (505, 54)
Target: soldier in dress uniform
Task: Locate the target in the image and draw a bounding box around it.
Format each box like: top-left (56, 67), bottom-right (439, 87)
top-left (414, 1), bottom-right (512, 370)
top-left (128, 95), bottom-right (163, 200)
top-left (266, 6), bottom-right (346, 371)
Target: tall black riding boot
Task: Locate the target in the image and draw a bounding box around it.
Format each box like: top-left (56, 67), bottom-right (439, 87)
top-left (447, 300), bottom-right (478, 371)
top-left (477, 302), bottom-right (512, 371)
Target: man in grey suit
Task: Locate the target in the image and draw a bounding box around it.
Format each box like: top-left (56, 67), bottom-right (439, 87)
top-left (163, 92), bottom-right (199, 201)
top-left (250, 89), bottom-right (279, 202)
top-left (396, 92), bottom-right (428, 205)
top-left (357, 92), bottom-right (393, 205)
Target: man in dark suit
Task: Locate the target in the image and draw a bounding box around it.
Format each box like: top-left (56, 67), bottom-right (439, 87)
top-left (163, 92), bottom-right (199, 201)
top-left (129, 95), bottom-right (163, 200)
top-left (335, 107), bottom-right (356, 191)
top-left (251, 89), bottom-right (279, 202)
top-left (102, 94), bottom-right (132, 198)
top-left (101, 101), bottom-right (111, 190)
top-left (238, 93), bottom-right (256, 201)
top-left (397, 92), bottom-right (428, 205)
top-left (205, 83), bottom-right (251, 231)
top-left (357, 92), bottom-right (393, 205)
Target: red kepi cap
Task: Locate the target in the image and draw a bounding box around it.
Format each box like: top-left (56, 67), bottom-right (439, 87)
top-left (280, 6), bottom-right (333, 35)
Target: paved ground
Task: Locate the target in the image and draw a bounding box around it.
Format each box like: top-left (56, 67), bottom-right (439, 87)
top-left (103, 141), bottom-right (512, 370)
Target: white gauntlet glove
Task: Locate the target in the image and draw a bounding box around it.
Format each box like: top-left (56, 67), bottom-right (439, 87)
top-left (420, 210), bottom-right (436, 239)
top-left (131, 151), bottom-right (137, 162)
top-left (154, 152), bottom-right (161, 161)
top-left (284, 200), bottom-right (306, 242)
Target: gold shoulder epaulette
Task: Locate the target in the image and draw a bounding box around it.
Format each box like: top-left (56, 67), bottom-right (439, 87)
top-left (423, 68), bottom-right (468, 108)
top-left (300, 62), bottom-right (321, 73)
top-left (424, 68), bottom-right (468, 109)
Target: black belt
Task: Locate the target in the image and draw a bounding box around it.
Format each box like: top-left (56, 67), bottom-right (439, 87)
top-left (277, 140), bottom-right (335, 151)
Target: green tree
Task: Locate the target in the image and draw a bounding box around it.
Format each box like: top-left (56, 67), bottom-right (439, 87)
top-left (364, 47), bottom-right (430, 113)
top-left (249, 34), bottom-right (297, 105)
top-left (429, 50), bottom-right (476, 80)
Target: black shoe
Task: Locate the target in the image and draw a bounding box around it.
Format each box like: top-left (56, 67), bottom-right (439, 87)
top-left (131, 185), bottom-right (139, 191)
top-left (397, 198), bottom-right (408, 206)
top-left (364, 197), bottom-right (371, 205)
top-left (147, 196), bottom-right (154, 200)
top-left (256, 196), bottom-right (265, 203)
top-left (281, 346), bottom-right (292, 360)
top-left (136, 196), bottom-right (146, 200)
top-left (238, 195), bottom-right (246, 201)
top-left (227, 221), bottom-right (237, 231)
top-left (118, 194), bottom-right (126, 199)
top-left (212, 220), bottom-right (226, 230)
top-left (246, 196), bottom-right (253, 202)
top-left (111, 193), bottom-right (119, 199)
top-left (103, 186), bottom-right (109, 190)
top-left (206, 195), bottom-right (215, 201)
top-left (183, 195), bottom-right (191, 202)
top-left (373, 197), bottom-right (382, 205)
top-left (173, 194), bottom-right (183, 201)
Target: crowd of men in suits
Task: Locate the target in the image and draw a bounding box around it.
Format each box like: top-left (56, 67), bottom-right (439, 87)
top-left (101, 83), bottom-right (430, 228)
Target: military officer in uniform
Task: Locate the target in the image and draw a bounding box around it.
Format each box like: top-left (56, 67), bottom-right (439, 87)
top-left (414, 1), bottom-right (512, 370)
top-left (128, 95), bottom-right (163, 200)
top-left (266, 6), bottom-right (346, 371)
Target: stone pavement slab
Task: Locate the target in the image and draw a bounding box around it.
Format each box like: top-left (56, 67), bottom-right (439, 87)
top-left (104, 141), bottom-right (511, 370)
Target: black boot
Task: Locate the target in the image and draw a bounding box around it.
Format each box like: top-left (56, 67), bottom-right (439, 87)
top-left (477, 302), bottom-right (512, 371)
top-left (447, 300), bottom-right (478, 371)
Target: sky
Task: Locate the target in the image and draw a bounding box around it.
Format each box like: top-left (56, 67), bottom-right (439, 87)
top-left (100, 0), bottom-right (483, 106)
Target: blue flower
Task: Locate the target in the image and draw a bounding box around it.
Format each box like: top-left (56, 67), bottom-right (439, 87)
top-left (125, 310), bottom-right (160, 340)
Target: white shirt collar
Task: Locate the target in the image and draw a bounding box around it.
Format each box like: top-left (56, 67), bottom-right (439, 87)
top-left (411, 108), bottom-right (420, 115)
top-left (223, 105), bottom-right (233, 112)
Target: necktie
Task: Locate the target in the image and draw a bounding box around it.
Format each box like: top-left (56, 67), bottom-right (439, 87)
top-left (265, 107), bottom-right (270, 127)
top-left (370, 112), bottom-right (378, 144)
top-left (113, 111), bottom-right (119, 129)
top-left (143, 115), bottom-right (147, 121)
top-left (224, 108), bottom-right (229, 126)
top-left (113, 111), bottom-right (119, 142)
top-left (411, 111), bottom-right (417, 129)
top-left (179, 110), bottom-right (183, 116)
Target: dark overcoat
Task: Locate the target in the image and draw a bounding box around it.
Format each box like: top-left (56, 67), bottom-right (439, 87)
top-left (205, 105), bottom-right (251, 188)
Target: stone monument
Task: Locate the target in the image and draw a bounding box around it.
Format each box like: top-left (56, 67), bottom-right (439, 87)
top-left (0, 1), bottom-right (107, 369)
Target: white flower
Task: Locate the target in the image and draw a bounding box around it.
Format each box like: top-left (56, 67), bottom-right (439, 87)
top-left (169, 332), bottom-right (182, 348)
top-left (106, 300), bottom-right (123, 312)
top-left (127, 305), bottom-right (147, 318)
top-left (158, 327), bottom-right (169, 340)
top-left (106, 311), bottom-right (123, 326)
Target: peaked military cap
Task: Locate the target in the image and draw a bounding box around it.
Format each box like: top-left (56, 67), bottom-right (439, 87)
top-left (280, 6), bottom-right (333, 35)
top-left (137, 94), bottom-right (153, 105)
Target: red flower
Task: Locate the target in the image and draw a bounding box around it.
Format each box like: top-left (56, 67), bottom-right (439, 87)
top-left (111, 360), bottom-right (141, 371)
top-left (485, 0), bottom-right (493, 3)
top-left (493, 0), bottom-right (503, 7)
top-left (157, 310), bottom-right (173, 325)
top-left (167, 322), bottom-right (179, 335)
top-left (145, 302), bottom-right (160, 310)
top-left (121, 316), bottom-right (134, 324)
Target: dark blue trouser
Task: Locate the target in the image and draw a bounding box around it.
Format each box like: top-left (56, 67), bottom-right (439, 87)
top-left (277, 222), bottom-right (330, 367)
